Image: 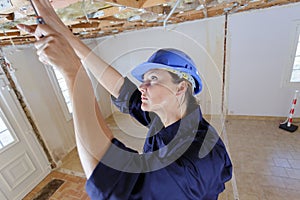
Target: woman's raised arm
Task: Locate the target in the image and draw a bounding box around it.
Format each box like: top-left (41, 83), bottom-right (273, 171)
top-left (27, 0), bottom-right (124, 98)
top-left (19, 23), bottom-right (114, 178)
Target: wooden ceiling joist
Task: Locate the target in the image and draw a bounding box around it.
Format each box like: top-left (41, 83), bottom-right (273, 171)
top-left (105, 0), bottom-right (148, 8)
top-left (142, 0), bottom-right (174, 8)
top-left (70, 21), bottom-right (100, 29)
top-left (0, 31), bottom-right (20, 37)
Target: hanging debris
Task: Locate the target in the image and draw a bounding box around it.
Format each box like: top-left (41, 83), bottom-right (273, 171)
top-left (0, 0), bottom-right (299, 46)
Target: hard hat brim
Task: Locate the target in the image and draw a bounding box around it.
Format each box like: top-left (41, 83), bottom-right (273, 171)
top-left (131, 62), bottom-right (202, 94)
top-left (131, 62), bottom-right (178, 82)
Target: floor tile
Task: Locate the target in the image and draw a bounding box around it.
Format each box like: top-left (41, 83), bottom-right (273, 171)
top-left (24, 115), bottom-right (300, 199)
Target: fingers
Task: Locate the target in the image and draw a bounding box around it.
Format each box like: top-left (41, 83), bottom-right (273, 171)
top-left (34, 36), bottom-right (52, 65)
top-left (16, 24), bottom-right (36, 35)
top-left (35, 36), bottom-right (50, 55)
top-left (17, 24), bottom-right (44, 40)
top-left (17, 23), bottom-right (62, 65)
top-left (35, 24), bottom-right (57, 38)
top-left (35, 34), bottom-right (58, 56)
top-left (17, 23), bottom-right (55, 40)
top-left (34, 35), bottom-right (63, 66)
top-left (35, 36), bottom-right (48, 50)
top-left (19, 21), bottom-right (74, 69)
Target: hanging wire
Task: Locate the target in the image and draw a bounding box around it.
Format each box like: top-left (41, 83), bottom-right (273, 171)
top-left (9, 38), bottom-right (15, 47)
top-left (163, 0), bottom-right (183, 29)
top-left (81, 0), bottom-right (90, 23)
top-left (1, 25), bottom-right (7, 36)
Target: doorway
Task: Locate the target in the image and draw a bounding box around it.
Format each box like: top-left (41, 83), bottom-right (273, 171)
top-left (0, 74), bottom-right (50, 200)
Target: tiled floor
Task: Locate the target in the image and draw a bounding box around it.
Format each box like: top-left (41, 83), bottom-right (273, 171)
top-left (24, 114), bottom-right (300, 200)
top-left (23, 170), bottom-right (89, 200)
top-left (224, 117), bottom-right (300, 200)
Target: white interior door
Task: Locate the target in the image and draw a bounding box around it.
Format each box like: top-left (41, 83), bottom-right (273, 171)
top-left (0, 74), bottom-right (51, 200)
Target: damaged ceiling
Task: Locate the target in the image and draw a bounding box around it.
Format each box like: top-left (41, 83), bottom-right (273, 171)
top-left (0, 0), bottom-right (299, 46)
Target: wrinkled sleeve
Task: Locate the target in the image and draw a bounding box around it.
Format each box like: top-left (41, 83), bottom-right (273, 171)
top-left (85, 138), bottom-right (140, 200)
top-left (111, 77), bottom-right (137, 114)
top-left (111, 77), bottom-right (152, 126)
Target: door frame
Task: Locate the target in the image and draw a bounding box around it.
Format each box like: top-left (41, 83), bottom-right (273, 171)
top-left (0, 65), bottom-right (51, 200)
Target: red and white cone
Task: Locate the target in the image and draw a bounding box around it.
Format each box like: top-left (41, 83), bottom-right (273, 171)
top-left (279, 90), bottom-right (299, 132)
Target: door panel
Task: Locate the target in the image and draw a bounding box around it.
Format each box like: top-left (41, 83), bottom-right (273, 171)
top-left (0, 75), bottom-right (50, 200)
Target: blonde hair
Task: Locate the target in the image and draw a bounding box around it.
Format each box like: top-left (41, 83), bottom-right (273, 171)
top-left (167, 71), bottom-right (199, 111)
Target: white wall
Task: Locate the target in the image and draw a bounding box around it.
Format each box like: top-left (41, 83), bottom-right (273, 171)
top-left (85, 16), bottom-right (226, 117)
top-left (227, 3), bottom-right (300, 117)
top-left (83, 17), bottom-right (226, 134)
top-left (2, 47), bottom-right (76, 163)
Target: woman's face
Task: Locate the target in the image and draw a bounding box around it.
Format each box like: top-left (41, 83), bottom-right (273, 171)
top-left (138, 69), bottom-right (179, 112)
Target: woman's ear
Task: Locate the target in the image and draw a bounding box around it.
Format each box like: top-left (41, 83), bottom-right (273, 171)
top-left (176, 81), bottom-right (188, 96)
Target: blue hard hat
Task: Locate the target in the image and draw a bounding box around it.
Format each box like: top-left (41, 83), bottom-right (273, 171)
top-left (131, 48), bottom-right (203, 94)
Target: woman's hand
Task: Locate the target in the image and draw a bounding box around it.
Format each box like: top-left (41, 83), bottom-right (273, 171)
top-left (23, 1), bottom-right (124, 98)
top-left (17, 24), bottom-right (81, 81)
top-left (29, 0), bottom-right (77, 47)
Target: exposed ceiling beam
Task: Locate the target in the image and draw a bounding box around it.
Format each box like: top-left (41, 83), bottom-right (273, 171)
top-left (105, 0), bottom-right (148, 8)
top-left (142, 0), bottom-right (174, 8)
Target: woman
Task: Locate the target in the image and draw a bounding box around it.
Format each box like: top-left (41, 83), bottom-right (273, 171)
top-left (88, 48), bottom-right (233, 200)
top-left (18, 1), bottom-right (232, 199)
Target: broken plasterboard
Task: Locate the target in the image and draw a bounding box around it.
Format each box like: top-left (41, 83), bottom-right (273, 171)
top-left (0, 0), bottom-right (13, 12)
